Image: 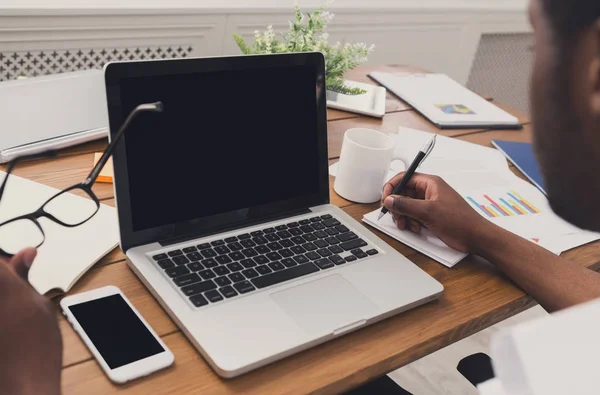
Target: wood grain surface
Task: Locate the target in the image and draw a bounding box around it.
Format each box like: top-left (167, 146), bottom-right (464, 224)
top-left (7, 65), bottom-right (594, 394)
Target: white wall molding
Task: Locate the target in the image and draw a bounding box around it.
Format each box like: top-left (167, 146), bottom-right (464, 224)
top-left (0, 2), bottom-right (530, 85)
top-left (0, 0), bottom-right (528, 13)
top-left (0, 0), bottom-right (529, 25)
top-left (0, 14), bottom-right (225, 55)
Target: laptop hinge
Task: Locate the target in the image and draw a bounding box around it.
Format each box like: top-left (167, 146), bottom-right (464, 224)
top-left (158, 208), bottom-right (312, 247)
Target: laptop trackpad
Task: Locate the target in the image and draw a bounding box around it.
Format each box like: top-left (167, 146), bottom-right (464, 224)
top-left (271, 274), bottom-right (379, 335)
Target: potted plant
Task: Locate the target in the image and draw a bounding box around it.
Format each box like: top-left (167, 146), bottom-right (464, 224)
top-left (233, 0), bottom-right (375, 96)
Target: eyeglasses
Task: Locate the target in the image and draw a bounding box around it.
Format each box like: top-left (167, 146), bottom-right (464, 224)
top-left (0, 101), bottom-right (163, 257)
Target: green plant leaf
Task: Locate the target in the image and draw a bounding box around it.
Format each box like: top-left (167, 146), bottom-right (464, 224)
top-left (233, 33), bottom-right (251, 54)
top-left (327, 81), bottom-right (366, 95)
top-left (231, 0), bottom-right (374, 95)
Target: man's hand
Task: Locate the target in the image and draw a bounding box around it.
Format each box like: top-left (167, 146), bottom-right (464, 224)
top-left (0, 248), bottom-right (62, 395)
top-left (382, 173), bottom-right (600, 313)
top-left (382, 172), bottom-right (494, 253)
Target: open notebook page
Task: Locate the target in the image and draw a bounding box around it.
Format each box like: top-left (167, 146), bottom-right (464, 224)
top-left (363, 210), bottom-right (467, 267)
top-left (0, 171), bottom-right (118, 295)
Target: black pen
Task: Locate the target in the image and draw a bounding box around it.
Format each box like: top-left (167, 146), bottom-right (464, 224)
top-left (378, 135), bottom-right (437, 221)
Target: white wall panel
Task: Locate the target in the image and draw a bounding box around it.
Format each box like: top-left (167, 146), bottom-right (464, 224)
top-left (0, 1), bottom-right (531, 87)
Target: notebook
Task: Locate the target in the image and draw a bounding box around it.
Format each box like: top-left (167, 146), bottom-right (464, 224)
top-left (368, 72), bottom-right (521, 129)
top-left (363, 210), bottom-right (467, 268)
top-left (0, 171), bottom-right (119, 296)
top-left (491, 140), bottom-right (546, 195)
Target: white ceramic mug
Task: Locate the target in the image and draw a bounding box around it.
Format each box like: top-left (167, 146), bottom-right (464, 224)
top-left (333, 128), bottom-right (402, 203)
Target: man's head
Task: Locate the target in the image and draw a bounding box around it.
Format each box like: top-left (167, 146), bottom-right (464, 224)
top-left (530, 0), bottom-right (600, 230)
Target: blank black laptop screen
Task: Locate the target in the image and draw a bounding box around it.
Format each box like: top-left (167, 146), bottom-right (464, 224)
top-left (118, 65), bottom-right (320, 232)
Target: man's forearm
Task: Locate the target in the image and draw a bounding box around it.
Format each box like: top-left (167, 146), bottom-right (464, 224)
top-left (471, 223), bottom-right (600, 312)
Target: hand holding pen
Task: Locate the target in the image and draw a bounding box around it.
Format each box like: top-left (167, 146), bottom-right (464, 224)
top-left (378, 135), bottom-right (437, 221)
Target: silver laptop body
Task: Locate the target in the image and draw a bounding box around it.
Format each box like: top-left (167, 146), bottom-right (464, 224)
top-left (105, 53), bottom-right (443, 378)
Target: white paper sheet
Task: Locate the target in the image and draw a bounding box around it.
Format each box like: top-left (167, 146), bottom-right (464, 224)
top-left (393, 127), bottom-right (511, 174)
top-left (359, 127), bottom-right (600, 267)
top-left (0, 171), bottom-right (118, 294)
top-left (488, 298), bottom-right (600, 395)
top-left (478, 379), bottom-right (511, 395)
top-left (459, 181), bottom-right (583, 240)
top-left (363, 209), bottom-right (467, 267)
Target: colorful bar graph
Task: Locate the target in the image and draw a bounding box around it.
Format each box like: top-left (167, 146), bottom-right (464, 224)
top-left (509, 200), bottom-right (525, 215)
top-left (499, 198), bottom-right (520, 215)
top-left (466, 190), bottom-right (541, 217)
top-left (487, 206), bottom-right (500, 217)
top-left (481, 206), bottom-right (495, 217)
top-left (483, 195), bottom-right (509, 216)
top-left (467, 197), bottom-right (493, 217)
top-left (510, 190), bottom-right (540, 214)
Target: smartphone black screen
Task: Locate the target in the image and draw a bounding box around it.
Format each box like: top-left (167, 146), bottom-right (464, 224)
top-left (68, 294), bottom-right (165, 369)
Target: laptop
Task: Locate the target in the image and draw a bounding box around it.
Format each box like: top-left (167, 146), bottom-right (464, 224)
top-left (104, 53), bottom-right (443, 378)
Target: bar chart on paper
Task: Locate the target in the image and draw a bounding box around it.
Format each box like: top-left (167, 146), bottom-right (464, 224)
top-left (466, 190), bottom-right (541, 218)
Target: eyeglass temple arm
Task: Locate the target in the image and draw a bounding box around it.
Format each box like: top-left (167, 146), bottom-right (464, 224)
top-left (0, 160), bottom-right (18, 204)
top-left (84, 101), bottom-right (163, 185)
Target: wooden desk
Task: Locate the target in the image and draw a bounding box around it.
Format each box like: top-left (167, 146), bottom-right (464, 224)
top-left (7, 65), bottom-right (598, 394)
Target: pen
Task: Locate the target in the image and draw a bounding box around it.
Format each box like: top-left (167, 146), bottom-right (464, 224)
top-left (378, 135), bottom-right (437, 221)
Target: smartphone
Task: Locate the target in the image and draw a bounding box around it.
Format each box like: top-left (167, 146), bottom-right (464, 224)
top-left (61, 285), bottom-right (174, 383)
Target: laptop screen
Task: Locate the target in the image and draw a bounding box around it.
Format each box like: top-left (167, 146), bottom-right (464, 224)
top-left (112, 58), bottom-right (327, 236)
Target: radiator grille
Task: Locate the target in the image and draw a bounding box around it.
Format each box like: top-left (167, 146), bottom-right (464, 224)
top-left (0, 45), bottom-right (193, 81)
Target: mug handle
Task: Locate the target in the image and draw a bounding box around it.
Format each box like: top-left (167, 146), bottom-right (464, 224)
top-left (384, 154), bottom-right (407, 186)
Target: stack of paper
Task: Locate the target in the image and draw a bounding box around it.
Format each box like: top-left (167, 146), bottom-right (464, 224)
top-left (362, 127), bottom-right (600, 267)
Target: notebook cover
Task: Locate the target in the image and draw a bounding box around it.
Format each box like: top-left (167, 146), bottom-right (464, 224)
top-left (368, 72), bottom-right (521, 129)
top-left (491, 140), bottom-right (546, 195)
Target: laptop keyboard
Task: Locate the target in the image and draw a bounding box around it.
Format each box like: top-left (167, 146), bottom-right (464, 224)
top-left (150, 214), bottom-right (379, 308)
